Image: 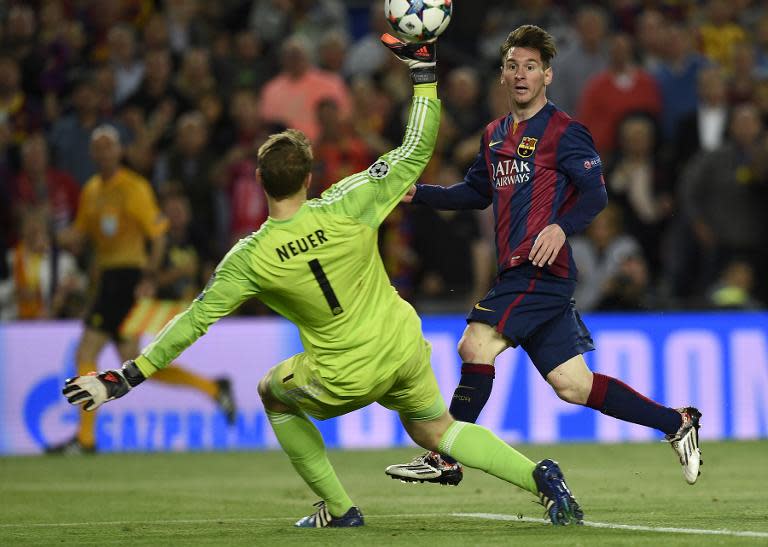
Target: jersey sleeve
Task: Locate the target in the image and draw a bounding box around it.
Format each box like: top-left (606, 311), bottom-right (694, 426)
top-left (412, 133), bottom-right (493, 210)
top-left (555, 122), bottom-right (608, 236)
top-left (557, 122), bottom-right (604, 191)
top-left (128, 178), bottom-right (169, 239)
top-left (136, 241), bottom-right (260, 374)
top-left (308, 89), bottom-right (440, 228)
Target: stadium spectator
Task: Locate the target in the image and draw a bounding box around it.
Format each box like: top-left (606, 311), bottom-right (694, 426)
top-left (50, 125), bottom-right (235, 454)
top-left (343, 9), bottom-right (391, 78)
top-left (678, 103), bottom-right (768, 303)
top-left (388, 25), bottom-right (701, 488)
top-left (697, 0), bottom-right (747, 71)
top-left (706, 260), bottom-right (764, 309)
top-left (571, 204), bottom-right (649, 311)
top-left (174, 47), bottom-right (217, 106)
top-left (317, 29), bottom-right (349, 74)
top-left (196, 91), bottom-right (231, 155)
top-left (62, 41), bottom-right (586, 526)
top-left (577, 33), bottom-right (662, 158)
top-left (215, 88), bottom-right (275, 249)
top-left (13, 133), bottom-right (80, 234)
top-left (156, 192), bottom-right (212, 302)
top-left (409, 164), bottom-right (493, 313)
top-left (443, 67), bottom-right (491, 169)
top-left (224, 30), bottom-right (275, 93)
top-left (49, 72), bottom-right (129, 185)
top-left (728, 41), bottom-right (759, 104)
top-left (311, 98), bottom-right (372, 197)
top-left (248, 0), bottom-right (348, 50)
top-left (0, 207), bottom-right (83, 321)
top-left (652, 23), bottom-right (709, 142)
top-left (547, 5), bottom-right (609, 116)
top-left (348, 76), bottom-right (398, 157)
top-left (154, 111), bottom-right (219, 242)
top-left (258, 36), bottom-right (352, 142)
top-left (226, 87), bottom-right (272, 150)
top-left (37, 2), bottom-right (82, 123)
top-left (2, 4), bottom-right (45, 99)
top-left (754, 14), bottom-right (768, 78)
top-left (635, 9), bottom-right (668, 71)
top-left (107, 24), bottom-right (144, 106)
top-left (0, 55), bottom-right (43, 149)
top-left (124, 48), bottom-right (188, 138)
top-left (281, 0), bottom-right (349, 49)
top-left (607, 115), bottom-right (672, 272)
top-left (754, 77), bottom-right (768, 126)
top-left (247, 0), bottom-right (293, 47)
top-left (164, 0), bottom-right (209, 56)
top-left (93, 64), bottom-right (119, 117)
top-left (224, 151), bottom-right (269, 246)
top-left (671, 65), bottom-right (730, 175)
top-left (142, 12), bottom-right (172, 53)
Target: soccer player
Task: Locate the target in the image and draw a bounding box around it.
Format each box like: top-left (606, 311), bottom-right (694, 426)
top-left (49, 126), bottom-right (236, 454)
top-left (61, 35), bottom-right (584, 527)
top-left (385, 25), bottom-right (702, 487)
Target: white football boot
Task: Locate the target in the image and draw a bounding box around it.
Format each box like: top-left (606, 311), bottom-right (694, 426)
top-left (666, 407), bottom-right (702, 484)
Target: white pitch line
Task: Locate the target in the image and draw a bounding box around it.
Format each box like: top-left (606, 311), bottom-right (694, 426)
top-left (2, 512), bottom-right (767, 540)
top-left (453, 512), bottom-right (768, 540)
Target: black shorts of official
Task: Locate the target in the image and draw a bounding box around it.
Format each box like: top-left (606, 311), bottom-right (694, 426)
top-left (467, 264), bottom-right (595, 378)
top-left (85, 267), bottom-right (142, 341)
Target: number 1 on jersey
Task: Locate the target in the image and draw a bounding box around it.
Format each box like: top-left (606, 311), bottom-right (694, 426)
top-left (308, 259), bottom-right (344, 316)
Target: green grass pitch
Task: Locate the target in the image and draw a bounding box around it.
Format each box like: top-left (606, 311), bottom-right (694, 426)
top-left (1, 441), bottom-right (767, 545)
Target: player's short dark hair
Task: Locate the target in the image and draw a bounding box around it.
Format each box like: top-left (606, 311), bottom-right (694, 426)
top-left (257, 129), bottom-right (313, 199)
top-left (500, 25), bottom-right (557, 68)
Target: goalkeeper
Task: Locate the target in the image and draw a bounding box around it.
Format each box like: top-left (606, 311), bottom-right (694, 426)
top-left (62, 35), bottom-right (583, 527)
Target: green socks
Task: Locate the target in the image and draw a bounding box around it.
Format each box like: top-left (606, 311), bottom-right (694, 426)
top-left (266, 411), bottom-right (354, 516)
top-left (267, 411), bottom-right (537, 513)
top-left (438, 421), bottom-right (538, 495)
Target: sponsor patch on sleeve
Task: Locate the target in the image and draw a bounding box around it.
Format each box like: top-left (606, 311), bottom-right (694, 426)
top-left (583, 156), bottom-right (602, 170)
top-left (367, 160), bottom-right (390, 179)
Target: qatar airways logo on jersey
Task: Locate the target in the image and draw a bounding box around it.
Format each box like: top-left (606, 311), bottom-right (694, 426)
top-left (492, 158), bottom-right (531, 188)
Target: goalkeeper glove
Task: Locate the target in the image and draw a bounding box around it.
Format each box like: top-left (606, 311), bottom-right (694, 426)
top-left (62, 360), bottom-right (146, 411)
top-left (381, 33), bottom-right (437, 84)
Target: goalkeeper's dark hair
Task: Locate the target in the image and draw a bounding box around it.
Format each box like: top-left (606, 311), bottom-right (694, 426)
top-left (257, 129), bottom-right (313, 199)
top-left (500, 25), bottom-right (557, 68)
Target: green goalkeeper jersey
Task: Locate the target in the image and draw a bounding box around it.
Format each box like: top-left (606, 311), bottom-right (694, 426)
top-left (136, 89), bottom-right (440, 396)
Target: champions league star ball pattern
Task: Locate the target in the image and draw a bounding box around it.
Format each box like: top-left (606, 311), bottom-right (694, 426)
top-left (385, 0), bottom-right (452, 42)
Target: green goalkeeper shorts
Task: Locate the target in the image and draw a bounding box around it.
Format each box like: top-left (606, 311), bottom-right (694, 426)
top-left (268, 338), bottom-right (446, 421)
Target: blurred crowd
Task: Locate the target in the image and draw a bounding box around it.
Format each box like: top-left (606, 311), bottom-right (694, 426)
top-left (1, 0), bottom-right (767, 322)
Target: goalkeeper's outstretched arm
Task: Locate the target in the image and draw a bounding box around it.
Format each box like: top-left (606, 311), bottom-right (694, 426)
top-left (62, 245), bottom-right (259, 411)
top-left (315, 34), bottom-right (441, 227)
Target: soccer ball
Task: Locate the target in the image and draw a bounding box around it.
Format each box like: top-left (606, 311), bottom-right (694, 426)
top-left (385, 0), bottom-right (452, 43)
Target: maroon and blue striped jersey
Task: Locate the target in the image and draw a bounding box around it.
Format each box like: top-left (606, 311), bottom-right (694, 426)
top-left (413, 101), bottom-right (607, 279)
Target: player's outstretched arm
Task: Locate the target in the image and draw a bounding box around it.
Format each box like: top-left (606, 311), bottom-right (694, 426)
top-left (381, 39), bottom-right (493, 212)
top-left (409, 140), bottom-right (494, 211)
top-left (61, 244), bottom-right (259, 408)
top-left (313, 35), bottom-right (441, 226)
top-left (62, 360), bottom-right (146, 411)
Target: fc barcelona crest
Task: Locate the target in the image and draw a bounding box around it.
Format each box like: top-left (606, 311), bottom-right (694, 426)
top-left (517, 136), bottom-right (538, 158)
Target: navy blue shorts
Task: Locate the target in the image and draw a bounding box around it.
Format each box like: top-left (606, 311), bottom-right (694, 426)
top-left (85, 268), bottom-right (141, 341)
top-left (466, 264), bottom-right (594, 377)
